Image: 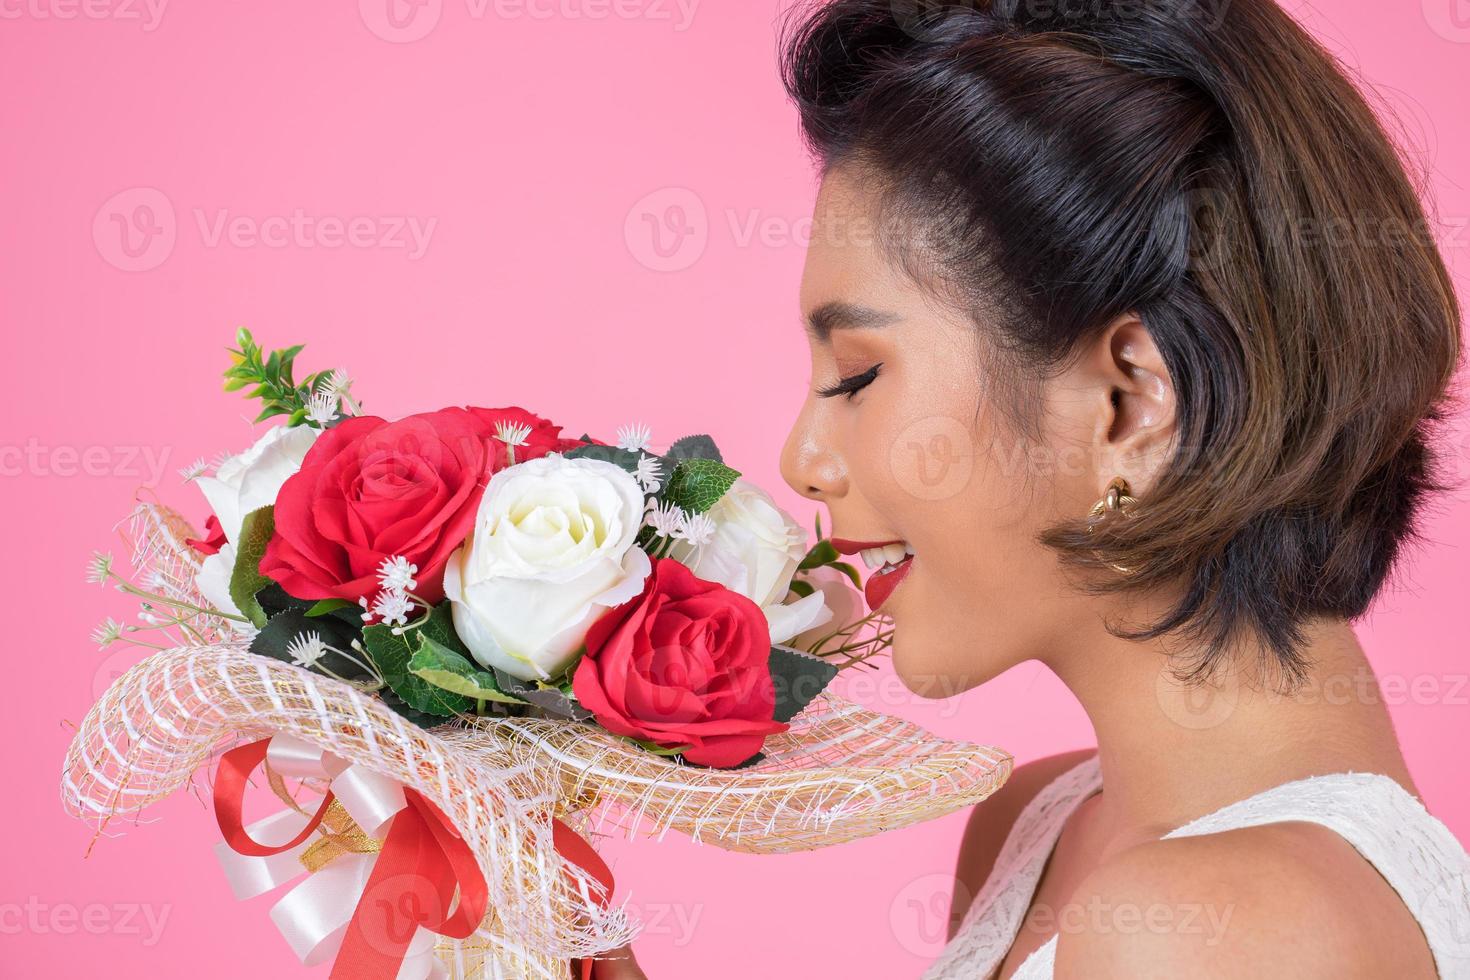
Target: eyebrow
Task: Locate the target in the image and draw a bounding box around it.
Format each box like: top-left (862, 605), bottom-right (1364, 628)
top-left (804, 301), bottom-right (902, 343)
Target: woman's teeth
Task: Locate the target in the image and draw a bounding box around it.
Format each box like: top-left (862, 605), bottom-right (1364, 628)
top-left (859, 542), bottom-right (914, 570)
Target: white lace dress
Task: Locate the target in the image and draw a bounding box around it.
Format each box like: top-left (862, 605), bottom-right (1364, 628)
top-left (922, 756), bottom-right (1470, 979)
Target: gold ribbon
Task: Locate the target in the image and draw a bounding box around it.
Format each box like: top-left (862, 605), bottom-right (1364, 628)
top-left (300, 799), bottom-right (382, 872)
top-left (264, 762), bottom-right (382, 873)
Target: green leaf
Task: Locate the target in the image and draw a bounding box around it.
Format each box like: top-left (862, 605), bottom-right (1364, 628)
top-left (787, 579), bottom-right (815, 599)
top-left (409, 635), bottom-right (528, 705)
top-left (663, 457), bottom-right (741, 515)
top-left (254, 582), bottom-right (306, 618)
top-left (249, 608), bottom-right (368, 680)
top-left (378, 688), bottom-right (444, 728)
top-left (562, 443), bottom-right (654, 473)
top-left (629, 737), bottom-right (692, 756)
top-left (798, 539), bottom-right (840, 570)
top-left (305, 598), bottom-right (353, 617)
top-left (491, 665), bottom-right (594, 720)
top-left (360, 605), bottom-right (473, 718)
top-left (223, 331), bottom-right (325, 423)
top-left (829, 561), bottom-right (862, 590)
top-left (666, 434), bottom-right (723, 463)
top-left (767, 644), bottom-right (839, 723)
top-left (229, 506), bottom-right (277, 628)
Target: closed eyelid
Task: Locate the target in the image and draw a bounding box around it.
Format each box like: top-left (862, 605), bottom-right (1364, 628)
top-left (804, 301), bottom-right (902, 343)
top-left (816, 362), bottom-right (882, 398)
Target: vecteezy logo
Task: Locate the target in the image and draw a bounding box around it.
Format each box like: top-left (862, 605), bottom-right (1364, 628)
top-left (623, 188), bottom-right (708, 272)
top-left (93, 187), bottom-right (177, 272)
top-left (359, 0), bottom-right (443, 43)
top-left (92, 645), bottom-right (145, 701)
top-left (1154, 663), bottom-right (1240, 731)
top-left (889, 415), bottom-right (975, 502)
top-left (888, 872), bottom-right (970, 957)
top-left (1424, 0), bottom-right (1470, 41)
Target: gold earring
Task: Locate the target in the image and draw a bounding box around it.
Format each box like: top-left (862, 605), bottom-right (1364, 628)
top-left (1086, 476), bottom-right (1139, 574)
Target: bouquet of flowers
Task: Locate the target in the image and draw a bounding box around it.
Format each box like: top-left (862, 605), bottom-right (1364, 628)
top-left (65, 332), bottom-right (1012, 979)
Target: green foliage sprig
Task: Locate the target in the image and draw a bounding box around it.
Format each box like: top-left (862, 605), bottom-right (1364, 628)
top-left (222, 327), bottom-right (330, 425)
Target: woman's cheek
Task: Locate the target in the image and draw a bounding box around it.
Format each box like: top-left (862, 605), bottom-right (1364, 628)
top-left (868, 389), bottom-right (985, 516)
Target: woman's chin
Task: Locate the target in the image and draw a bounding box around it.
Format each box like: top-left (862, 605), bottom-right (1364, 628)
top-left (891, 632), bottom-right (958, 700)
top-left (890, 627), bottom-right (1002, 700)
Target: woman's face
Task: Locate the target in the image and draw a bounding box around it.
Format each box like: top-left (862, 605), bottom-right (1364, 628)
top-left (780, 170), bottom-right (1117, 697)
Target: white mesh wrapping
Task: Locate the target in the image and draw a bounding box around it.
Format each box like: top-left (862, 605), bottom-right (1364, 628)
top-left (63, 501), bottom-right (1013, 976)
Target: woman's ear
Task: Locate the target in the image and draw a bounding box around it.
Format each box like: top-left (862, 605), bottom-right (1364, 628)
top-left (1087, 314), bottom-right (1177, 496)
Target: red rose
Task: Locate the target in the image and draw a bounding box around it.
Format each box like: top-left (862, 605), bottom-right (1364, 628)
top-left (261, 406), bottom-right (580, 604)
top-left (186, 515), bottom-right (227, 556)
top-left (572, 558), bottom-right (787, 769)
top-left (467, 406), bottom-right (588, 469)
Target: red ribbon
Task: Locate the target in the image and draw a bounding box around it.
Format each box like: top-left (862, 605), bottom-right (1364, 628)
top-left (213, 739), bottom-right (617, 980)
top-left (556, 818), bottom-right (615, 980)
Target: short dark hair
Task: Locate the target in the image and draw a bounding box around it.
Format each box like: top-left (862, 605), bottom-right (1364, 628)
top-left (780, 0), bottom-right (1463, 685)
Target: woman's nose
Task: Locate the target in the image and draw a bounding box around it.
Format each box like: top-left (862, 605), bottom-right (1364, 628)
top-left (780, 404), bottom-right (847, 502)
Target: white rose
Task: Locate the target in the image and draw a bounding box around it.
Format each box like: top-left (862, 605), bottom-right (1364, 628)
top-left (665, 478), bottom-right (831, 645)
top-left (790, 565), bottom-right (865, 652)
top-left (195, 545), bottom-right (242, 620)
top-left (444, 454), bottom-right (651, 682)
top-left (195, 423), bottom-right (320, 543)
top-left (192, 424), bottom-right (319, 627)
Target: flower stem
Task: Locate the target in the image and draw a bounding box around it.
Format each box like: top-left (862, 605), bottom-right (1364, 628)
top-left (112, 578), bottom-right (251, 623)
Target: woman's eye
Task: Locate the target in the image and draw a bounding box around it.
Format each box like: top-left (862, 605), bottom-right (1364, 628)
top-left (816, 362), bottom-right (882, 400)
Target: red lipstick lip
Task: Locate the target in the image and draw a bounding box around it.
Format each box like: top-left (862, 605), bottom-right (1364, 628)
top-left (862, 553), bottom-right (913, 613)
top-left (830, 537), bottom-right (904, 556)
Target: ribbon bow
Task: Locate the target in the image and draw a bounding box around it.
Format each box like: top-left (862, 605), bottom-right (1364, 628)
top-left (213, 736), bottom-right (615, 980)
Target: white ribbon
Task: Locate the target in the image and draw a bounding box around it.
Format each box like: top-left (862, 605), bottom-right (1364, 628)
top-left (213, 735), bottom-right (449, 980)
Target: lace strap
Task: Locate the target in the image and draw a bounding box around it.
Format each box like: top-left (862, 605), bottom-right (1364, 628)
top-left (1162, 771), bottom-right (1470, 978)
top-left (931, 765), bottom-right (1470, 980)
top-left (920, 755), bottom-right (1102, 980)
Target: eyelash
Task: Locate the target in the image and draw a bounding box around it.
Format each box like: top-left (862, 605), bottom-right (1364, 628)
top-left (816, 362), bottom-right (883, 400)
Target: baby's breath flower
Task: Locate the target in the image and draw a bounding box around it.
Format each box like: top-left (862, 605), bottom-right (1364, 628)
top-left (377, 555), bottom-right (418, 594)
top-left (305, 391), bottom-right (339, 427)
top-left (616, 423), bottom-right (652, 453)
top-left (371, 590), bottom-right (414, 629)
top-left (286, 631), bottom-right (328, 668)
top-left (679, 511), bottom-right (717, 548)
top-left (85, 552), bottom-right (113, 585)
top-left (494, 421), bottom-right (535, 466)
top-left (633, 454), bottom-right (663, 494)
top-left (324, 369), bottom-right (353, 397)
top-left (91, 618), bottom-right (125, 648)
top-left (494, 421), bottom-right (532, 448)
top-left (644, 499), bottom-right (684, 538)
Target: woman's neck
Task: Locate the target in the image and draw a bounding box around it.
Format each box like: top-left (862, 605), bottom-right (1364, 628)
top-left (1043, 613), bottom-right (1414, 849)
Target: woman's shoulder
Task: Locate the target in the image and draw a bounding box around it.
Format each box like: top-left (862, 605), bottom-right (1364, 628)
top-left (947, 748), bottom-right (1098, 938)
top-left (1051, 818), bottom-right (1439, 978)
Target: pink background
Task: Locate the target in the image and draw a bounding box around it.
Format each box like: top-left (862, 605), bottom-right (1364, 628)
top-left (3, 2), bottom-right (1467, 976)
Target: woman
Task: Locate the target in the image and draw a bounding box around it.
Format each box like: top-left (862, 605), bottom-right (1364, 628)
top-left (600, 0), bottom-right (1469, 976)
